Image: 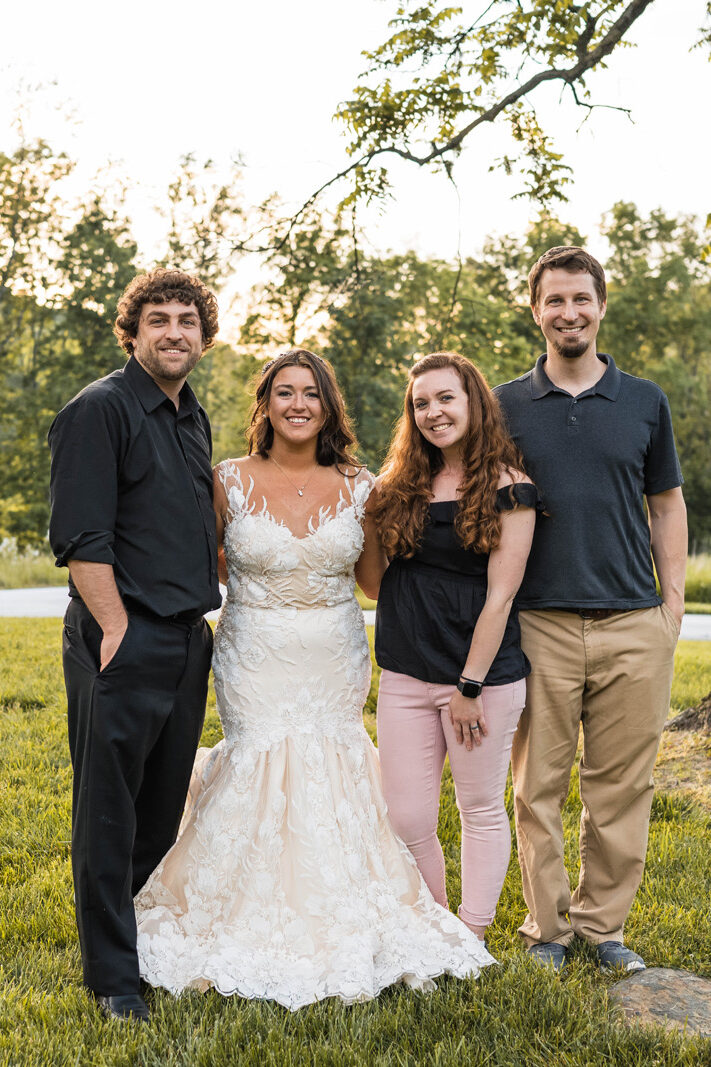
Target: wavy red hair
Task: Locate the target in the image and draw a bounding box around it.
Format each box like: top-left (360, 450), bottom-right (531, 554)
top-left (374, 353), bottom-right (525, 557)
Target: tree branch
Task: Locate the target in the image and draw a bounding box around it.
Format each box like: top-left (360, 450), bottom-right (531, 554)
top-left (417, 0), bottom-right (655, 161)
top-left (232, 158), bottom-right (371, 254)
top-left (576, 12), bottom-right (599, 61)
top-left (233, 0), bottom-right (654, 253)
top-left (566, 80), bottom-right (633, 128)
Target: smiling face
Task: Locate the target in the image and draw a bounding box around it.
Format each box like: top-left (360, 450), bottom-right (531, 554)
top-left (267, 365), bottom-right (325, 445)
top-left (533, 268), bottom-right (606, 360)
top-left (411, 366), bottom-right (470, 455)
top-left (132, 300), bottom-right (204, 387)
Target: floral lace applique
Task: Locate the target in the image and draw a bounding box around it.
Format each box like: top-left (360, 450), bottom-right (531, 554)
top-left (135, 461), bottom-right (495, 1009)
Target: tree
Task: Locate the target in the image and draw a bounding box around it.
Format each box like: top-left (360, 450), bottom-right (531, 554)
top-left (0, 176), bottom-right (138, 546)
top-left (159, 154), bottom-right (255, 403)
top-left (249, 0), bottom-right (651, 231)
top-left (0, 135), bottom-right (74, 545)
top-left (420, 213), bottom-right (589, 384)
top-left (202, 343), bottom-right (263, 464)
top-left (240, 208), bottom-right (350, 351)
top-left (162, 154), bottom-right (246, 291)
top-left (0, 137), bottom-right (73, 314)
top-left (326, 252), bottom-right (446, 464)
top-left (54, 195), bottom-right (139, 388)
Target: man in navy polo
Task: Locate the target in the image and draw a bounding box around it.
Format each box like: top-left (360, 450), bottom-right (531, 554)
top-left (495, 247), bottom-right (687, 973)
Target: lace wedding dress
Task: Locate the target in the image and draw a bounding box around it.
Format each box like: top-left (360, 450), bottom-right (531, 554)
top-left (134, 462), bottom-right (494, 1009)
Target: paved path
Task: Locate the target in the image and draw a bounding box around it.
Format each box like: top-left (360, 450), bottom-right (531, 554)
top-left (0, 587), bottom-right (709, 640)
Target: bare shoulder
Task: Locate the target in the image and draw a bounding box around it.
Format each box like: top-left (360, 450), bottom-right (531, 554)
top-left (340, 463), bottom-right (374, 487)
top-left (366, 471), bottom-right (388, 494)
top-left (232, 455), bottom-right (262, 470)
top-left (213, 455), bottom-right (265, 476)
top-left (497, 466), bottom-right (533, 489)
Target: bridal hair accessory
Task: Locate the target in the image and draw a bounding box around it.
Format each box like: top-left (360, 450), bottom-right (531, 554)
top-left (268, 454), bottom-right (319, 497)
top-left (261, 353), bottom-right (327, 376)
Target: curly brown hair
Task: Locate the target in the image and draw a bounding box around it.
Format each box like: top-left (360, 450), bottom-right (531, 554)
top-left (113, 268), bottom-right (219, 355)
top-left (247, 349), bottom-right (360, 470)
top-left (374, 352), bottom-right (525, 557)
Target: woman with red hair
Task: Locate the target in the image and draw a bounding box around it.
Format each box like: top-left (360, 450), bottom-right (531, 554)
top-left (373, 352), bottom-right (540, 942)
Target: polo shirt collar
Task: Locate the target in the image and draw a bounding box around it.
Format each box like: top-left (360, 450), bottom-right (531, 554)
top-left (530, 352), bottom-right (621, 401)
top-left (124, 355), bottom-right (201, 415)
top-left (593, 354), bottom-right (622, 400)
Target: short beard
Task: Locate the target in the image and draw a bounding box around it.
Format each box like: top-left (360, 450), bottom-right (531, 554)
top-left (135, 346), bottom-right (202, 381)
top-left (552, 339), bottom-right (587, 359)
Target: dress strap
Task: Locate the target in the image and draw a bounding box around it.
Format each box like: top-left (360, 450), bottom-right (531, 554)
top-left (215, 460), bottom-right (255, 524)
top-left (342, 467), bottom-right (375, 520)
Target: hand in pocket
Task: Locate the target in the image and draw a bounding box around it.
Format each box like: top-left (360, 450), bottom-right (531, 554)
top-left (100, 618), bottom-right (129, 671)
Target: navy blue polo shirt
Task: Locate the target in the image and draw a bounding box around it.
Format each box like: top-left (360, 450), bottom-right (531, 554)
top-left (494, 354), bottom-right (683, 610)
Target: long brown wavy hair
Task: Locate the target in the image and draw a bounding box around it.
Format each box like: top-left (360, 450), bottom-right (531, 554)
top-left (247, 349), bottom-right (360, 469)
top-left (374, 352), bottom-right (525, 557)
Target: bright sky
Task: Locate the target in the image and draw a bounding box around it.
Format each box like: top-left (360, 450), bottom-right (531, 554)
top-left (2, 0), bottom-right (709, 334)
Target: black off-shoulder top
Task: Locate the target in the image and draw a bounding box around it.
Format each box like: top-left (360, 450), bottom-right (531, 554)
top-left (374, 482), bottom-right (541, 686)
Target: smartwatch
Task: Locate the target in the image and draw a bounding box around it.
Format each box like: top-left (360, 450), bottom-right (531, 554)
top-left (457, 676), bottom-right (484, 699)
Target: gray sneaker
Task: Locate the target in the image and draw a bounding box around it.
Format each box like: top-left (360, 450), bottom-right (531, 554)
top-left (596, 941), bottom-right (646, 973)
top-left (527, 942), bottom-right (568, 972)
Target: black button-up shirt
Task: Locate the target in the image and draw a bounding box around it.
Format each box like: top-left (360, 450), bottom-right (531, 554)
top-left (495, 354), bottom-right (683, 610)
top-left (48, 356), bottom-right (221, 618)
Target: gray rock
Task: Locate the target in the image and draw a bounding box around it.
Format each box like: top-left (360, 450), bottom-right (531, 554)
top-left (609, 967), bottom-right (711, 1037)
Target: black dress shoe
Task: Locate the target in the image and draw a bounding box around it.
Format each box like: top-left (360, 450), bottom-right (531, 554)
top-left (96, 993), bottom-right (150, 1023)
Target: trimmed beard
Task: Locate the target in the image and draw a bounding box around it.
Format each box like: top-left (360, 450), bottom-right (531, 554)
top-left (552, 339), bottom-right (588, 359)
top-left (134, 345), bottom-right (202, 381)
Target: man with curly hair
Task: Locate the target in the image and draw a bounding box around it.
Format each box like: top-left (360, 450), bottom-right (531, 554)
top-left (48, 269), bottom-right (222, 1022)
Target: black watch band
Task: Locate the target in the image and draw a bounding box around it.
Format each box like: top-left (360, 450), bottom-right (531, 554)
top-left (457, 676), bottom-right (484, 699)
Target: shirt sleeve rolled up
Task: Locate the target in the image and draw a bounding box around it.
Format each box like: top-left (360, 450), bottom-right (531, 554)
top-left (48, 393), bottom-right (120, 568)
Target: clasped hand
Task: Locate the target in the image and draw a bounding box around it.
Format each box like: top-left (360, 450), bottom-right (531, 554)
top-left (448, 691), bottom-right (488, 751)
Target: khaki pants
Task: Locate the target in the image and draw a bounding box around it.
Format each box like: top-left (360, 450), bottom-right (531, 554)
top-left (512, 605), bottom-right (679, 947)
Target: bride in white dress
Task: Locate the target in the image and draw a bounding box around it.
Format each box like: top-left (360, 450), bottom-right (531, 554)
top-left (135, 349), bottom-right (494, 1010)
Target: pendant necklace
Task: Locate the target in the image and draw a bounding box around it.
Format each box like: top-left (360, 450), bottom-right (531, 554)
top-left (269, 454), bottom-right (319, 497)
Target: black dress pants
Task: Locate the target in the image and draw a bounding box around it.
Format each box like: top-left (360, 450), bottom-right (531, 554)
top-left (62, 598), bottom-right (213, 995)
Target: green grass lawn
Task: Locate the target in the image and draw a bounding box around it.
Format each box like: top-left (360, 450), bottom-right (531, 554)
top-left (1, 620), bottom-right (710, 1065)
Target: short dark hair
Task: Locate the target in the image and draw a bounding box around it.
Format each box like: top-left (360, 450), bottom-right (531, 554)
top-left (114, 268), bottom-right (219, 355)
top-left (528, 246), bottom-right (607, 307)
top-left (247, 349), bottom-right (359, 469)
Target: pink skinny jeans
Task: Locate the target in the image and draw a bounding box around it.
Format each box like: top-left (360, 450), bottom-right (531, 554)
top-left (377, 669), bottom-right (526, 929)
